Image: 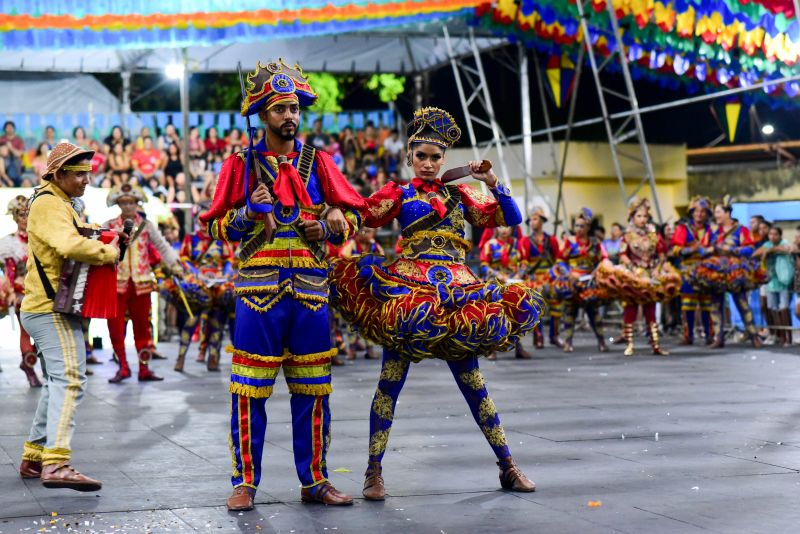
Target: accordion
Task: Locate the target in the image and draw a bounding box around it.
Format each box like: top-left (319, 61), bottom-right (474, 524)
top-left (52, 228), bottom-right (119, 318)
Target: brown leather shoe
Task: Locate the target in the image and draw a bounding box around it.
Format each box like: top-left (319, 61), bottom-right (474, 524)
top-left (301, 482), bottom-right (354, 505)
top-left (498, 457), bottom-right (536, 492)
top-left (227, 486), bottom-right (255, 511)
top-left (515, 342), bottom-right (533, 360)
top-left (41, 462), bottom-right (102, 492)
top-left (362, 461), bottom-right (385, 501)
top-left (19, 459), bottom-right (42, 479)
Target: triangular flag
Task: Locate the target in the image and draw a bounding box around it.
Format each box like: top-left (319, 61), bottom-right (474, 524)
top-left (546, 56), bottom-right (562, 108)
top-left (724, 101), bottom-right (741, 142)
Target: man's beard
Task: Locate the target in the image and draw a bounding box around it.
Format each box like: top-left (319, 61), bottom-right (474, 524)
top-left (269, 122), bottom-right (296, 142)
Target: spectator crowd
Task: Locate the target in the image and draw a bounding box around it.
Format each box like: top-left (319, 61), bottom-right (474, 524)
top-left (0, 118), bottom-right (406, 205)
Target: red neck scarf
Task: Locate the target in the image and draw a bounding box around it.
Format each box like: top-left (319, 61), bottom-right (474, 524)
top-left (264, 151), bottom-right (313, 207)
top-left (411, 177), bottom-right (447, 218)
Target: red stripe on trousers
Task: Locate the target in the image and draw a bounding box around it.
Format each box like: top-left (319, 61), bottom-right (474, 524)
top-left (239, 395), bottom-right (253, 485)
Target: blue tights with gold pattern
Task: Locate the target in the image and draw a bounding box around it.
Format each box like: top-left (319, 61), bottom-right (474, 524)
top-left (368, 349), bottom-right (510, 464)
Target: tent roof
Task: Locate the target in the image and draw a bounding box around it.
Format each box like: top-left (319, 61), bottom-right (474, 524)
top-left (0, 26), bottom-right (505, 74)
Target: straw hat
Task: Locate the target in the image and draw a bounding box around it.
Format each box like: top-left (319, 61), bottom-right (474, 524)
top-left (41, 142), bottom-right (94, 181)
top-left (107, 183), bottom-right (147, 207)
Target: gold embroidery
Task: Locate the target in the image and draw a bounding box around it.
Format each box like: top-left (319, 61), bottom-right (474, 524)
top-left (379, 360), bottom-right (408, 382)
top-left (462, 185), bottom-right (493, 205)
top-left (228, 433), bottom-right (241, 478)
top-left (369, 198), bottom-right (394, 219)
top-left (372, 390), bottom-right (395, 421)
top-left (468, 206), bottom-right (490, 227)
top-left (478, 397), bottom-right (497, 424)
top-left (369, 429), bottom-right (391, 457)
top-left (264, 155), bottom-right (279, 175)
top-left (481, 424), bottom-right (508, 447)
top-left (459, 369), bottom-right (486, 391)
top-left (452, 267), bottom-right (478, 285)
top-left (392, 259), bottom-right (424, 279)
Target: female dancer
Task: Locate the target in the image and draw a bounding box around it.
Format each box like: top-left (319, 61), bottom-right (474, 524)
top-left (331, 107), bottom-right (543, 500)
top-left (597, 198), bottom-right (680, 356)
top-left (560, 208), bottom-right (608, 353)
top-left (703, 197), bottom-right (763, 348)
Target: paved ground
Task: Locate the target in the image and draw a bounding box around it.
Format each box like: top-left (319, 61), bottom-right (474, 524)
top-left (1, 331), bottom-right (799, 534)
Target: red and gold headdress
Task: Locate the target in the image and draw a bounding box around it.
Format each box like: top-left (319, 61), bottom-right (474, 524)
top-left (687, 195), bottom-right (712, 217)
top-left (407, 107), bottom-right (462, 149)
top-left (627, 196), bottom-right (651, 221)
top-left (240, 59), bottom-right (317, 117)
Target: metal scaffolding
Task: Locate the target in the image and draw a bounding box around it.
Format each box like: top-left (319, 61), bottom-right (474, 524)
top-left (443, 26), bottom-right (556, 215)
top-left (575, 0), bottom-right (663, 222)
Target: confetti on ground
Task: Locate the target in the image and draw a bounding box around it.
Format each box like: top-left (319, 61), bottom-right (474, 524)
top-left (332, 467), bottom-right (352, 473)
top-left (588, 501), bottom-right (603, 508)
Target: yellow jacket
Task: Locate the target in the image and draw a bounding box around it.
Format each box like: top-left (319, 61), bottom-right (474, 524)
top-left (21, 181), bottom-right (119, 313)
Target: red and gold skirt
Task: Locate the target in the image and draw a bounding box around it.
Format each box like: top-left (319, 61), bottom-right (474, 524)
top-left (329, 255), bottom-right (545, 362)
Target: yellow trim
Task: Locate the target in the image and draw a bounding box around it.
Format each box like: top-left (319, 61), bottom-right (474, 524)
top-left (231, 363), bottom-right (282, 379)
top-left (301, 478), bottom-right (330, 489)
top-left (289, 348), bottom-right (338, 361)
top-left (241, 256), bottom-right (326, 270)
top-left (229, 347), bottom-right (285, 362)
top-left (283, 364), bottom-right (331, 379)
top-left (42, 447), bottom-right (71, 465)
top-left (53, 315), bottom-right (79, 451)
top-left (230, 382), bottom-right (274, 398)
top-left (234, 482), bottom-right (258, 490)
top-left (287, 383), bottom-right (332, 396)
top-left (22, 441), bottom-right (44, 461)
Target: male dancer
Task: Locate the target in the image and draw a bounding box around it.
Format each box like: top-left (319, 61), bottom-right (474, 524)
top-left (200, 59), bottom-right (366, 511)
top-left (105, 183), bottom-right (183, 383)
top-left (19, 143), bottom-right (120, 490)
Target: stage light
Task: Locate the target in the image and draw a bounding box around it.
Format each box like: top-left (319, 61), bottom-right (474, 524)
top-left (165, 63), bottom-right (185, 80)
top-left (762, 124), bottom-right (775, 135)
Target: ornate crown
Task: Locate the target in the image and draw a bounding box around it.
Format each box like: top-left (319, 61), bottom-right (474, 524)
top-left (407, 107), bottom-right (462, 149)
top-left (627, 196), bottom-right (651, 220)
top-left (687, 195), bottom-right (711, 216)
top-left (241, 59), bottom-right (318, 117)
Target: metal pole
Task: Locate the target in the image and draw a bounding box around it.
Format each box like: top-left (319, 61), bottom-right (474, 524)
top-left (180, 48), bottom-right (192, 236)
top-left (444, 26), bottom-right (481, 162)
top-left (469, 27), bottom-right (511, 191)
top-left (575, 0), bottom-right (629, 209)
top-left (519, 44), bottom-right (532, 216)
top-left (532, 52), bottom-right (567, 228)
top-left (501, 72), bottom-right (800, 144)
top-left (604, 0), bottom-right (663, 223)
top-left (120, 70), bottom-right (131, 137)
top-left (552, 46), bottom-right (585, 237)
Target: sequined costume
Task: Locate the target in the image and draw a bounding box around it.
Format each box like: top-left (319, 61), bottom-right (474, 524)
top-left (596, 200), bottom-right (680, 355)
top-left (104, 184), bottom-right (180, 383)
top-left (520, 221), bottom-right (567, 348)
top-left (173, 229), bottom-right (236, 372)
top-left (700, 219), bottom-right (763, 347)
top-left (330, 107), bottom-right (542, 491)
top-left (199, 59), bottom-right (365, 500)
top-left (479, 231), bottom-right (523, 280)
top-left (0, 195), bottom-right (42, 386)
top-left (670, 197), bottom-right (714, 345)
top-left (559, 209), bottom-right (608, 352)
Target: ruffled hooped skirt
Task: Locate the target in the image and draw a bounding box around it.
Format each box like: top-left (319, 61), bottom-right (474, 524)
top-left (693, 257), bottom-right (768, 293)
top-left (329, 255), bottom-right (545, 362)
top-left (524, 263), bottom-right (572, 301)
top-left (595, 259), bottom-right (681, 303)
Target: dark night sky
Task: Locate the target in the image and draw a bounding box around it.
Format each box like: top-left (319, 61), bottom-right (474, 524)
top-left (393, 49), bottom-right (800, 149)
top-left (103, 46), bottom-right (800, 148)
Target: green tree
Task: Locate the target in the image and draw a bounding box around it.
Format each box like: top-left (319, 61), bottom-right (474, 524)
top-left (306, 72), bottom-right (344, 113)
top-left (367, 74), bottom-right (405, 103)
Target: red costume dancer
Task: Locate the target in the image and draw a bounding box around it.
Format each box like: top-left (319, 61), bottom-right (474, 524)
top-left (560, 208), bottom-right (608, 353)
top-left (0, 195), bottom-right (42, 386)
top-left (104, 184), bottom-right (184, 383)
top-left (480, 226), bottom-right (530, 359)
top-left (670, 196), bottom-right (714, 345)
top-left (520, 207), bottom-right (565, 349)
top-left (597, 198), bottom-right (681, 356)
